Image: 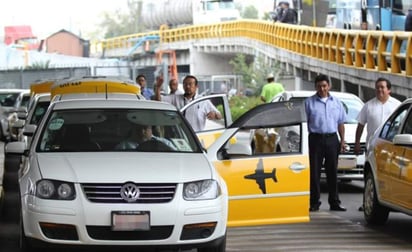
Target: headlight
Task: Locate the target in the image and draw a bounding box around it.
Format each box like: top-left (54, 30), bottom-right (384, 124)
top-left (36, 179), bottom-right (76, 200)
top-left (183, 179), bottom-right (221, 200)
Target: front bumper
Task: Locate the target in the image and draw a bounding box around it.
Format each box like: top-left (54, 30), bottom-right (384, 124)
top-left (21, 184), bottom-right (227, 249)
top-left (322, 153), bottom-right (365, 181)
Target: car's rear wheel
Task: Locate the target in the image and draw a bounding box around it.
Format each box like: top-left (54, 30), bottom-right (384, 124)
top-left (363, 171), bottom-right (389, 225)
top-left (198, 235), bottom-right (226, 252)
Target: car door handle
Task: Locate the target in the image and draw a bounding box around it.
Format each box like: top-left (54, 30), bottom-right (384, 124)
top-left (289, 162), bottom-right (306, 173)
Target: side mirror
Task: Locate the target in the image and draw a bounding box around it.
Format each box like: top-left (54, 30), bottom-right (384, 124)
top-left (226, 142), bottom-right (252, 156)
top-left (5, 141), bottom-right (26, 155)
top-left (11, 119), bottom-right (25, 129)
top-left (393, 134), bottom-right (412, 145)
top-left (23, 124), bottom-right (37, 137)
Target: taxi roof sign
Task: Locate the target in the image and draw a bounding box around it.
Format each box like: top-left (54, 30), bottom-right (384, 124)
top-left (30, 79), bottom-right (55, 95)
top-left (51, 76), bottom-right (141, 98)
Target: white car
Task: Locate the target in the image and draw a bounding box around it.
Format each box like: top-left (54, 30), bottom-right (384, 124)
top-left (7, 91), bottom-right (33, 141)
top-left (12, 93), bottom-right (51, 145)
top-left (7, 92), bottom-right (228, 251)
top-left (271, 90), bottom-right (367, 181)
top-left (0, 89), bottom-right (30, 141)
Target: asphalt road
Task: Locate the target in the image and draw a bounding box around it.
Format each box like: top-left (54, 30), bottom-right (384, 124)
top-left (1, 145), bottom-right (412, 251)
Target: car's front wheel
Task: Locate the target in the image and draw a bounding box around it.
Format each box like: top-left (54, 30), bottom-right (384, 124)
top-left (363, 171), bottom-right (389, 225)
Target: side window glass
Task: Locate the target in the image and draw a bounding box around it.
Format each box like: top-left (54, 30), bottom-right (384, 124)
top-left (183, 96), bottom-right (229, 133)
top-left (380, 105), bottom-right (409, 141)
top-left (221, 125), bottom-right (302, 160)
top-left (402, 110), bottom-right (412, 134)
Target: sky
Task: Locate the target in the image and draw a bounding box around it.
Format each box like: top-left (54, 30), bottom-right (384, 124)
top-left (0, 0), bottom-right (128, 40)
top-left (0, 0), bottom-right (273, 41)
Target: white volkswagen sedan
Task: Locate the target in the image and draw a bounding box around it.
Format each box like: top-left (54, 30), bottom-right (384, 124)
top-left (8, 93), bottom-right (228, 251)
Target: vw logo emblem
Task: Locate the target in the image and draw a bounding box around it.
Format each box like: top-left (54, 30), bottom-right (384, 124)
top-left (120, 183), bottom-right (140, 202)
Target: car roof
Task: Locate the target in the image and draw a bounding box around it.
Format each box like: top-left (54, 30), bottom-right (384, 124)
top-left (51, 94), bottom-right (177, 111)
top-left (0, 88), bottom-right (28, 93)
top-left (33, 93), bottom-right (51, 101)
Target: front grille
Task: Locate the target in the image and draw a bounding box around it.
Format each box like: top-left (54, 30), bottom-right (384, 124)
top-left (81, 183), bottom-right (177, 203)
top-left (346, 142), bottom-right (366, 154)
top-left (86, 225), bottom-right (173, 240)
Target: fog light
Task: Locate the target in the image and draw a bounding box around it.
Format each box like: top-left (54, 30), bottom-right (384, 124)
top-left (40, 222), bottom-right (79, 240)
top-left (180, 222), bottom-right (217, 240)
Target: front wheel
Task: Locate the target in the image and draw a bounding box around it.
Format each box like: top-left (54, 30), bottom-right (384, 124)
top-left (363, 171), bottom-right (389, 225)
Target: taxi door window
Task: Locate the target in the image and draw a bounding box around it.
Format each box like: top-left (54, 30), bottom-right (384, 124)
top-left (183, 96), bottom-right (230, 133)
top-left (402, 109), bottom-right (412, 134)
top-left (380, 104), bottom-right (409, 141)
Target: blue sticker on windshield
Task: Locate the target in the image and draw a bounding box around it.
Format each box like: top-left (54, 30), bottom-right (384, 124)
top-left (35, 108), bottom-right (44, 116)
top-left (48, 118), bottom-right (64, 130)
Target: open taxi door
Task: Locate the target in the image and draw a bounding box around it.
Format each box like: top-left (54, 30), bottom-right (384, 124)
top-left (207, 101), bottom-right (310, 227)
top-left (180, 94), bottom-right (233, 148)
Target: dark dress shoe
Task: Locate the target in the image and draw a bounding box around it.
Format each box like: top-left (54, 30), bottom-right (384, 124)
top-left (330, 205), bottom-right (347, 211)
top-left (309, 205), bottom-right (320, 212)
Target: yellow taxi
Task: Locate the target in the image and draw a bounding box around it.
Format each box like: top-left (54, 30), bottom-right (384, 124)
top-left (363, 98), bottom-right (412, 225)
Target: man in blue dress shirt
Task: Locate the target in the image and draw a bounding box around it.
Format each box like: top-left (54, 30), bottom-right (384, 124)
top-left (136, 74), bottom-right (154, 100)
top-left (305, 74), bottom-right (347, 212)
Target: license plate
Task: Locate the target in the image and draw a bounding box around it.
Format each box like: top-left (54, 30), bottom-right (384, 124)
top-left (111, 211), bottom-right (150, 231)
top-left (338, 158), bottom-right (357, 169)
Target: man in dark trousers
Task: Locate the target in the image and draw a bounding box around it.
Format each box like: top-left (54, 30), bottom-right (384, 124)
top-left (405, 9), bottom-right (412, 31)
top-left (305, 74), bottom-right (347, 212)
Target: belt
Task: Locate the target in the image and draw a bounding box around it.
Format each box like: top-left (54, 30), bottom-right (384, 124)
top-left (310, 132), bottom-right (336, 137)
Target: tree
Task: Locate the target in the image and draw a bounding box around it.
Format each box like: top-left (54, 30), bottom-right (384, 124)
top-left (241, 5), bottom-right (259, 19)
top-left (99, 0), bottom-right (144, 39)
top-left (229, 53), bottom-right (281, 95)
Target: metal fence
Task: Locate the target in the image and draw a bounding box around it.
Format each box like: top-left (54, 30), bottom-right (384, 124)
top-left (0, 67), bottom-right (91, 89)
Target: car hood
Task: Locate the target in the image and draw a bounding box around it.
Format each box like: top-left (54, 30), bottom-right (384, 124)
top-left (36, 152), bottom-right (213, 183)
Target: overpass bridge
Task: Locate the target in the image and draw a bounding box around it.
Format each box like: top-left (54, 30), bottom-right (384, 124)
top-left (94, 20), bottom-right (412, 100)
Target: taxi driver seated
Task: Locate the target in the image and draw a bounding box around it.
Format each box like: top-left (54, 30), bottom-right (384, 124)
top-left (116, 125), bottom-right (176, 150)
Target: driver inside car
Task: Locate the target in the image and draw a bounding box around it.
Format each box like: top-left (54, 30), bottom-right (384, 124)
top-left (116, 124), bottom-right (176, 151)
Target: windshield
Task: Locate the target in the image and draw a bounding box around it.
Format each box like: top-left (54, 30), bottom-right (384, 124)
top-left (29, 101), bottom-right (50, 125)
top-left (0, 92), bottom-right (20, 107)
top-left (290, 96), bottom-right (363, 124)
top-left (37, 109), bottom-right (202, 153)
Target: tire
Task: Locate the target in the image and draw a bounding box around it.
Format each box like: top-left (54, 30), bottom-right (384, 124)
top-left (198, 235), bottom-right (226, 252)
top-left (363, 171), bottom-right (389, 225)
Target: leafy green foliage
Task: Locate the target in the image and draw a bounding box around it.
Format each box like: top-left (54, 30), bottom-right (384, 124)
top-left (242, 5), bottom-right (259, 19)
top-left (229, 53), bottom-right (282, 97)
top-left (24, 60), bottom-right (51, 70)
top-left (229, 95), bottom-right (262, 121)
